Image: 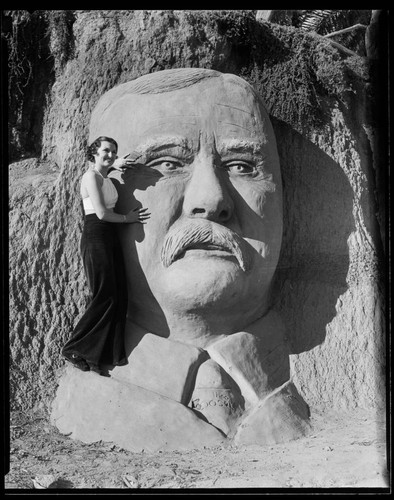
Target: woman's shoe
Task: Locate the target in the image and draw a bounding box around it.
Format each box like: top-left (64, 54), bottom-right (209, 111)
top-left (63, 353), bottom-right (90, 372)
top-left (88, 363), bottom-right (104, 376)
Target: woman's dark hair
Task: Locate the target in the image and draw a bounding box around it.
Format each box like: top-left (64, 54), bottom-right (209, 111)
top-left (87, 136), bottom-right (118, 162)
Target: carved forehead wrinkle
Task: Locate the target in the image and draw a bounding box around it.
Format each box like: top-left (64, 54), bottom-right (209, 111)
top-left (214, 102), bottom-right (257, 117)
top-left (138, 116), bottom-right (199, 136)
top-left (207, 89), bottom-right (270, 136)
top-left (215, 121), bottom-right (265, 136)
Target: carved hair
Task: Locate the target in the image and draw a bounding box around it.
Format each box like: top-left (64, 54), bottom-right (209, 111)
top-left (121, 68), bottom-right (222, 94)
top-left (87, 136), bottom-right (118, 162)
top-left (92, 68), bottom-right (268, 120)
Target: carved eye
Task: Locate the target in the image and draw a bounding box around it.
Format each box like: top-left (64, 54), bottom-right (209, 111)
top-left (147, 158), bottom-right (183, 172)
top-left (224, 162), bottom-right (255, 175)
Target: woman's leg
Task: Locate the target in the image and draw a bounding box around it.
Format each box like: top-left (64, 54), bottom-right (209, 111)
top-left (62, 218), bottom-right (120, 368)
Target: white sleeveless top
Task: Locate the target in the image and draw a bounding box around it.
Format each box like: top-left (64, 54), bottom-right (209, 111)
top-left (82, 176), bottom-right (118, 214)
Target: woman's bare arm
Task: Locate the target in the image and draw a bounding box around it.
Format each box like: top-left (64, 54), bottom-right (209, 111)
top-left (82, 170), bottom-right (150, 223)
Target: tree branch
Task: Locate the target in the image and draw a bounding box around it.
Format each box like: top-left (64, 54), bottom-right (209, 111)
top-left (323, 23), bottom-right (367, 39)
top-left (324, 38), bottom-right (360, 58)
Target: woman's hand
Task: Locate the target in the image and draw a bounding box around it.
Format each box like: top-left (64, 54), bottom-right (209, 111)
top-left (112, 153), bottom-right (141, 171)
top-left (125, 207), bottom-right (151, 224)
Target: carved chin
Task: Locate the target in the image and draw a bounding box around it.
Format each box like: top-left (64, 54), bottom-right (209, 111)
top-left (154, 258), bottom-right (260, 311)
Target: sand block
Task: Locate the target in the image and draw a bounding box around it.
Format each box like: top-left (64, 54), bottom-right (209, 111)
top-left (234, 381), bottom-right (311, 446)
top-left (51, 365), bottom-right (225, 452)
top-left (111, 333), bottom-right (208, 405)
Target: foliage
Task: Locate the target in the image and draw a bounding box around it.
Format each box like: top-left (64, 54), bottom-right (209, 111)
top-left (45, 10), bottom-right (75, 72)
top-left (3, 10), bottom-right (54, 159)
top-left (295, 9), bottom-right (371, 35)
top-left (208, 10), bottom-right (257, 42)
top-left (283, 10), bottom-right (372, 57)
top-left (239, 22), bottom-right (364, 134)
top-left (3, 11), bottom-right (35, 99)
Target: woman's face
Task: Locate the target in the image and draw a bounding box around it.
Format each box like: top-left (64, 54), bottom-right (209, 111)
top-left (94, 140), bottom-right (117, 168)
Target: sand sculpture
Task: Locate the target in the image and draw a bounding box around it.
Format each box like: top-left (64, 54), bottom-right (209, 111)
top-left (51, 68), bottom-right (311, 451)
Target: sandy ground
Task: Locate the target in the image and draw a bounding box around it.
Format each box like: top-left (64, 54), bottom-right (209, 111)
top-left (4, 406), bottom-right (390, 492)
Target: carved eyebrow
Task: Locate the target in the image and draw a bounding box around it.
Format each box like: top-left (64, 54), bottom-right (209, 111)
top-left (216, 139), bottom-right (267, 156)
top-left (134, 136), bottom-right (194, 156)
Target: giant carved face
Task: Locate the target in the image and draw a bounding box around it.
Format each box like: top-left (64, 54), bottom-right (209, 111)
top-left (89, 70), bottom-right (283, 342)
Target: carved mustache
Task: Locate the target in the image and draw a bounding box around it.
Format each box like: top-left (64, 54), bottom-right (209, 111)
top-left (161, 219), bottom-right (252, 271)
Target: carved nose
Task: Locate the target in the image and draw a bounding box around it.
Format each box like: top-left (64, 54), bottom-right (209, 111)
top-left (183, 160), bottom-right (233, 223)
top-left (190, 205), bottom-right (231, 222)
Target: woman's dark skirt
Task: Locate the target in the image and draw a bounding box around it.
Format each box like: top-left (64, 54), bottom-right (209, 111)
top-left (62, 214), bottom-right (127, 366)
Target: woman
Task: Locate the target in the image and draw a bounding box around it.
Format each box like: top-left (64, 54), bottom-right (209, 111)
top-left (61, 136), bottom-right (150, 375)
